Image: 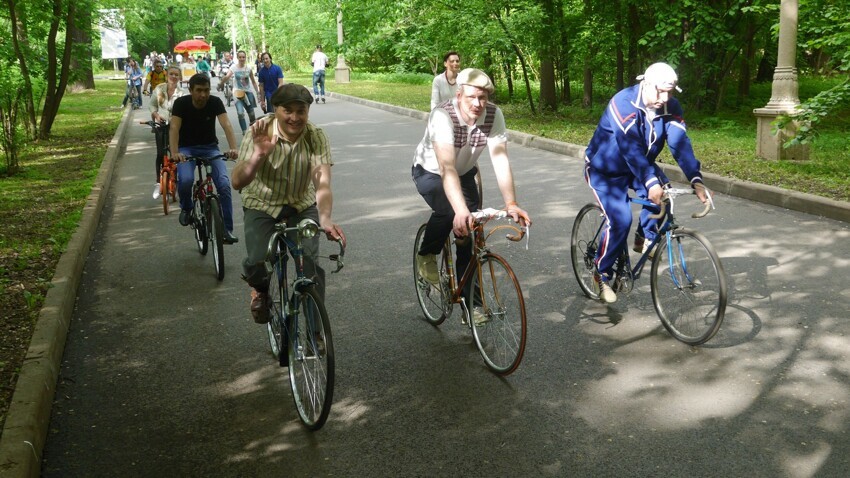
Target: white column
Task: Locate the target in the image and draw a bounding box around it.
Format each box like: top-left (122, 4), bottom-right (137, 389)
top-left (334, 1), bottom-right (350, 83)
top-left (753, 0), bottom-right (809, 160)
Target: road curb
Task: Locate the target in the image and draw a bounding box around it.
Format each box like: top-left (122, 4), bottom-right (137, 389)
top-left (0, 106), bottom-right (133, 477)
top-left (328, 91), bottom-right (850, 223)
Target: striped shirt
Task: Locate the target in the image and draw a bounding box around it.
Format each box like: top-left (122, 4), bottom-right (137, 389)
top-left (238, 115), bottom-right (333, 217)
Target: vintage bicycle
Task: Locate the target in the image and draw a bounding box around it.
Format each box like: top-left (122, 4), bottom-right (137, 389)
top-left (570, 186), bottom-right (727, 345)
top-left (183, 155), bottom-right (228, 281)
top-left (264, 218), bottom-right (345, 430)
top-left (413, 207), bottom-right (528, 376)
top-left (141, 121), bottom-right (178, 215)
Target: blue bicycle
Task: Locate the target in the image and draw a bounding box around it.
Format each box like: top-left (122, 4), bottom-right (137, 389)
top-left (265, 218), bottom-right (345, 430)
top-left (570, 186), bottom-right (727, 345)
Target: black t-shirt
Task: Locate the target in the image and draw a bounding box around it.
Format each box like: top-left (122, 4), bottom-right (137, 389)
top-left (171, 95), bottom-right (227, 147)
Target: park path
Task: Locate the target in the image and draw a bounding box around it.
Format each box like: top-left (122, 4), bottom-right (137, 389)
top-left (41, 85), bottom-right (850, 477)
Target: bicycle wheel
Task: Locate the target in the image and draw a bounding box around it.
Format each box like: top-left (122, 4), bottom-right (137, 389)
top-left (570, 203), bottom-right (605, 300)
top-left (208, 196), bottom-right (225, 281)
top-left (650, 228), bottom-right (727, 345)
top-left (267, 240), bottom-right (288, 360)
top-left (160, 170), bottom-right (170, 215)
top-left (413, 223), bottom-right (452, 325)
top-left (193, 197), bottom-right (208, 255)
top-left (468, 254), bottom-right (527, 375)
top-left (288, 286), bottom-right (334, 430)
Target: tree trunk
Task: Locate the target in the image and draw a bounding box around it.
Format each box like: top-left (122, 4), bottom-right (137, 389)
top-left (495, 14), bottom-right (534, 113)
top-left (167, 6), bottom-right (176, 51)
top-left (581, 0), bottom-right (592, 108)
top-left (737, 16), bottom-right (755, 103)
top-left (5, 0), bottom-right (38, 137)
top-left (555, 0), bottom-right (570, 104)
top-left (614, 0), bottom-right (624, 91)
top-left (627, 4), bottom-right (639, 84)
top-left (70, 0), bottom-right (94, 90)
top-left (38, 0), bottom-right (75, 139)
top-left (540, 59), bottom-right (557, 111)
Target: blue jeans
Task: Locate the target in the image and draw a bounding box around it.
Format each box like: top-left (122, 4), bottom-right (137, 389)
top-left (177, 144), bottom-right (235, 233)
top-left (312, 70), bottom-right (326, 97)
top-left (235, 91), bottom-right (257, 133)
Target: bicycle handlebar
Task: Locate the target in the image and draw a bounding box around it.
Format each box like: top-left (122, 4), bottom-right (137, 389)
top-left (645, 186), bottom-right (715, 220)
top-left (269, 219), bottom-right (346, 273)
top-left (472, 207), bottom-right (528, 244)
top-left (180, 154), bottom-right (230, 163)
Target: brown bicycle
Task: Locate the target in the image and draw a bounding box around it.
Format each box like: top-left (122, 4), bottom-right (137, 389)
top-left (413, 207), bottom-right (528, 376)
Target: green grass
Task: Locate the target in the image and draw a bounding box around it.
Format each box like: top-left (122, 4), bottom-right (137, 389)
top-left (286, 70), bottom-right (850, 202)
top-left (0, 79), bottom-right (125, 277)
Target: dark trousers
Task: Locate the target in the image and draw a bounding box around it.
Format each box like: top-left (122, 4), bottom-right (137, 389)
top-left (242, 205), bottom-right (325, 301)
top-left (153, 126), bottom-right (167, 182)
top-left (412, 165), bottom-right (480, 286)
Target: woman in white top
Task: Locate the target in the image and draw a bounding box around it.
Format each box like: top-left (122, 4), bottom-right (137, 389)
top-left (149, 65), bottom-right (188, 199)
top-left (430, 51), bottom-right (461, 110)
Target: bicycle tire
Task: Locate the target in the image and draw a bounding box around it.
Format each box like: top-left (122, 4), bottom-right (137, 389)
top-left (208, 196), bottom-right (225, 281)
top-left (267, 239), bottom-right (288, 360)
top-left (468, 253), bottom-right (527, 375)
top-left (193, 197), bottom-right (208, 255)
top-left (168, 170), bottom-right (177, 203)
top-left (650, 228), bottom-right (727, 345)
top-left (160, 170), bottom-right (170, 215)
top-left (288, 286), bottom-right (334, 430)
top-left (413, 223), bottom-right (452, 325)
top-left (570, 203), bottom-right (605, 300)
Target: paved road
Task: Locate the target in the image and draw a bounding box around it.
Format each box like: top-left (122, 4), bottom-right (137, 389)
top-left (41, 86), bottom-right (850, 477)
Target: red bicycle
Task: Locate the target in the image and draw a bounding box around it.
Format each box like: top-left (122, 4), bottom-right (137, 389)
top-left (142, 120), bottom-right (178, 215)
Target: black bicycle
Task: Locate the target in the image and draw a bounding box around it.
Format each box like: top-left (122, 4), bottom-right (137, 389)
top-left (265, 218), bottom-right (345, 430)
top-left (184, 155), bottom-right (227, 281)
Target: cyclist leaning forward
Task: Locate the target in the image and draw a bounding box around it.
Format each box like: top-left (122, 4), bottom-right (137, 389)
top-left (169, 73), bottom-right (240, 244)
top-left (232, 83), bottom-right (345, 324)
top-left (583, 62), bottom-right (711, 304)
top-left (412, 68), bottom-right (531, 307)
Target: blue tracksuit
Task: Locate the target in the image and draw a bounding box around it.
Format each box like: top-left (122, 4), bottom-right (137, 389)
top-left (584, 83), bottom-right (703, 278)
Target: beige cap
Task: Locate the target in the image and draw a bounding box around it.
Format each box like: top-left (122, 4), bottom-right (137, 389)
top-left (456, 68), bottom-right (494, 93)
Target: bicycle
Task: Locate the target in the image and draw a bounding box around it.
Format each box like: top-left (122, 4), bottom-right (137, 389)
top-left (413, 207), bottom-right (528, 375)
top-left (570, 186), bottom-right (727, 345)
top-left (183, 155), bottom-right (228, 281)
top-left (127, 80), bottom-right (140, 109)
top-left (264, 218), bottom-right (345, 430)
top-left (141, 121), bottom-right (177, 215)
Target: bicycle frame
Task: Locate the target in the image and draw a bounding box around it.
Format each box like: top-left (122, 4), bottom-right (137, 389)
top-left (442, 210), bottom-right (526, 321)
top-left (594, 188), bottom-right (713, 293)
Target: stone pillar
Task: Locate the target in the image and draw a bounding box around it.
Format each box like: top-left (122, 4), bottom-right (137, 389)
top-left (334, 2), bottom-right (351, 84)
top-left (753, 0), bottom-right (809, 160)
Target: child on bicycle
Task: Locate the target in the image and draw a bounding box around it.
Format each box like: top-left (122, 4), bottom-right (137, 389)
top-left (583, 62), bottom-right (711, 304)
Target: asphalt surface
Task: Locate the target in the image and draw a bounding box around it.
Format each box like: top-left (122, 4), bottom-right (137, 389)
top-left (5, 83), bottom-right (850, 477)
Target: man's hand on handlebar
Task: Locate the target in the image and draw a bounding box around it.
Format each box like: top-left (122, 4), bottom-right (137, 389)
top-left (693, 182), bottom-right (711, 204)
top-left (506, 203), bottom-right (532, 228)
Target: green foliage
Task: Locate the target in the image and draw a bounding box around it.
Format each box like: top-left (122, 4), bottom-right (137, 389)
top-left (0, 62), bottom-right (28, 175)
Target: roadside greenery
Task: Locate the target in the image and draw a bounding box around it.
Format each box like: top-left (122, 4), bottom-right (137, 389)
top-left (285, 71), bottom-right (850, 202)
top-left (0, 79), bottom-right (124, 432)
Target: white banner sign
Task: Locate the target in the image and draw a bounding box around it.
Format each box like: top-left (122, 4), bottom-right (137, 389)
top-left (99, 9), bottom-right (128, 59)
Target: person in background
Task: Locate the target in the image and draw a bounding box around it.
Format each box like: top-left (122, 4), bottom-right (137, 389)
top-left (142, 58), bottom-right (167, 96)
top-left (310, 45), bottom-right (329, 103)
top-left (196, 55), bottom-right (211, 79)
top-left (257, 52), bottom-right (285, 114)
top-left (430, 51), bottom-right (461, 110)
top-left (148, 65), bottom-right (188, 199)
top-left (219, 50), bottom-right (259, 133)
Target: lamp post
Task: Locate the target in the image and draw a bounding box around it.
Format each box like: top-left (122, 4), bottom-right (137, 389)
top-left (334, 1), bottom-right (350, 83)
top-left (753, 0), bottom-right (809, 160)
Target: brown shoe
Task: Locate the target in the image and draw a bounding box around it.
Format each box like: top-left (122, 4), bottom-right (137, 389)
top-left (250, 289), bottom-right (271, 324)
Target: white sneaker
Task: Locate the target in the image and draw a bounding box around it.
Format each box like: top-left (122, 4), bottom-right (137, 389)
top-left (416, 254), bottom-right (439, 285)
top-left (152, 183), bottom-right (161, 200)
top-left (592, 274), bottom-right (617, 304)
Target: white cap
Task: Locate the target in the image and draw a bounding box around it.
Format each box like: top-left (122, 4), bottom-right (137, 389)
top-left (637, 62), bottom-right (681, 92)
top-left (456, 68), bottom-right (494, 93)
